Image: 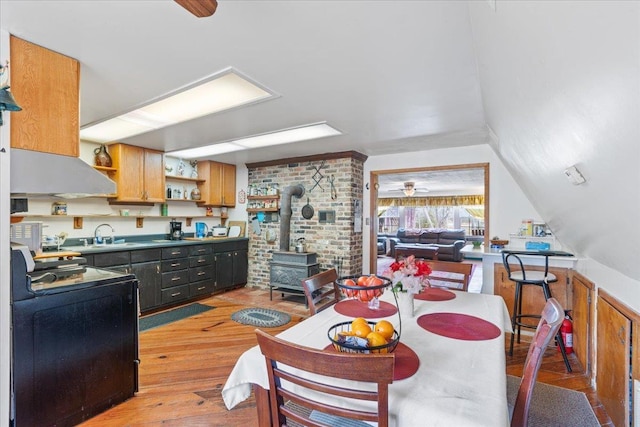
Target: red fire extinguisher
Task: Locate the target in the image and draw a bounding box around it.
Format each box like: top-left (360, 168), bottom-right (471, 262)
top-left (558, 312), bottom-right (573, 354)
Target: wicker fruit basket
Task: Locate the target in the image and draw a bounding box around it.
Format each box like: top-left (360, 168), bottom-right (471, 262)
top-left (328, 321), bottom-right (399, 354)
top-left (490, 239), bottom-right (509, 246)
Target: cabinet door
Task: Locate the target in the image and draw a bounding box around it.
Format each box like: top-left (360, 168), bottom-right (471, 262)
top-left (110, 144), bottom-right (145, 201)
top-left (215, 252), bottom-right (234, 290)
top-left (233, 250), bottom-right (248, 285)
top-left (132, 261), bottom-right (161, 311)
top-left (143, 149), bottom-right (165, 202)
top-left (10, 36), bottom-right (80, 157)
top-left (197, 161), bottom-right (236, 207)
top-left (596, 295), bottom-right (630, 427)
top-left (571, 272), bottom-right (594, 376)
top-left (221, 163), bottom-right (236, 206)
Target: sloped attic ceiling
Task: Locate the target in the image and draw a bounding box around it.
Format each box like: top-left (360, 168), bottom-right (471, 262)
top-left (1, 1), bottom-right (638, 284)
top-left (468, 1), bottom-right (640, 281)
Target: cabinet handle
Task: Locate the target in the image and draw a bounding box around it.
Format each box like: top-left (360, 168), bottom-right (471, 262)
top-left (171, 277), bottom-right (181, 281)
top-left (171, 251), bottom-right (181, 255)
top-left (197, 249), bottom-right (206, 253)
top-left (197, 271), bottom-right (205, 276)
top-left (197, 286), bottom-right (205, 291)
top-left (618, 326), bottom-right (626, 345)
top-left (171, 292), bottom-right (181, 297)
top-left (171, 263), bottom-right (180, 267)
top-left (198, 259), bottom-right (205, 263)
top-left (156, 265), bottom-right (160, 273)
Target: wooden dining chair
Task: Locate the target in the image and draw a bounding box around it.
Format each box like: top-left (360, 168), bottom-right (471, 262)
top-left (510, 297), bottom-right (565, 427)
top-left (426, 260), bottom-right (474, 291)
top-left (301, 268), bottom-right (340, 315)
top-left (255, 329), bottom-right (395, 427)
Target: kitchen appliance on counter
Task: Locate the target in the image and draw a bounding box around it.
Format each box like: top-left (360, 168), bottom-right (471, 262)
top-left (10, 246), bottom-right (139, 427)
top-left (195, 222), bottom-right (209, 238)
top-left (170, 219), bottom-right (184, 240)
top-left (212, 226), bottom-right (228, 237)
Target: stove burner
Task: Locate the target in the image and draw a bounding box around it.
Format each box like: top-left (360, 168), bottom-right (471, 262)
top-left (30, 265), bottom-right (87, 284)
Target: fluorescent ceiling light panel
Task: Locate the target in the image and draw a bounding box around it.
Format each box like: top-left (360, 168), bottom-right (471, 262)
top-left (168, 122), bottom-right (342, 159)
top-left (80, 70), bottom-right (274, 143)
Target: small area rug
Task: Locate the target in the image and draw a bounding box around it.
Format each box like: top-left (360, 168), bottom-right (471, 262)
top-left (139, 303), bottom-right (215, 332)
top-left (507, 375), bottom-right (599, 426)
top-left (231, 307), bottom-right (291, 328)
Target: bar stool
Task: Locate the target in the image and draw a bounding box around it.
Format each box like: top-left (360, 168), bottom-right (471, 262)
top-left (502, 251), bottom-right (572, 372)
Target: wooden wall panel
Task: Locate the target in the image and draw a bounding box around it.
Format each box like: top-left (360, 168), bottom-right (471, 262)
top-left (571, 272), bottom-right (594, 377)
top-left (596, 292), bottom-right (631, 427)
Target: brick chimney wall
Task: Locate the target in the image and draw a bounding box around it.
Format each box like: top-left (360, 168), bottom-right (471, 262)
top-left (247, 154), bottom-right (365, 289)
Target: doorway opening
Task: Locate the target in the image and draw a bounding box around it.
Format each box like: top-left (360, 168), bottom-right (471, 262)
top-left (369, 163), bottom-right (489, 273)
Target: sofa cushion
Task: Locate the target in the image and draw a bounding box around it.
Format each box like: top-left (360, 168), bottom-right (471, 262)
top-left (419, 231), bottom-right (440, 245)
top-left (438, 229), bottom-right (466, 245)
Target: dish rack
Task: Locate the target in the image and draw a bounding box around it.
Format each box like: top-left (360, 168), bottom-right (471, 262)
top-left (10, 222), bottom-right (43, 253)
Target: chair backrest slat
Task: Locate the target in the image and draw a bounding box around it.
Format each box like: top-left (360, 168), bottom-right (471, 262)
top-left (301, 268), bottom-right (341, 315)
top-left (511, 297), bottom-right (564, 427)
top-left (256, 329), bottom-right (395, 427)
top-left (425, 260), bottom-right (474, 291)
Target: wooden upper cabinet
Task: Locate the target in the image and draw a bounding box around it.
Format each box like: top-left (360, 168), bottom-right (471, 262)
top-left (10, 35), bottom-right (80, 157)
top-left (197, 161), bottom-right (236, 207)
top-left (108, 143), bottom-right (165, 204)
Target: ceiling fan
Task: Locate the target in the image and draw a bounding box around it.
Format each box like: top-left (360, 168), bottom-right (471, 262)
top-left (174, 0), bottom-right (218, 18)
top-left (387, 182), bottom-right (429, 197)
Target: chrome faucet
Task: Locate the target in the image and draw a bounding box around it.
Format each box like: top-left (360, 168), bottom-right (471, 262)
top-left (94, 223), bottom-right (115, 245)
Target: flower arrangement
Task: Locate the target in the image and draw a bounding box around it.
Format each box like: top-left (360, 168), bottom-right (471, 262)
top-left (382, 255), bottom-right (432, 295)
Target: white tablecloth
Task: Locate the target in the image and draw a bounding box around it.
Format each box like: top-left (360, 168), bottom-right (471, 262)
top-left (222, 290), bottom-right (513, 426)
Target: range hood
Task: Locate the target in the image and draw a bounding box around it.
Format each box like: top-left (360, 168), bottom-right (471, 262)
top-left (10, 148), bottom-right (116, 198)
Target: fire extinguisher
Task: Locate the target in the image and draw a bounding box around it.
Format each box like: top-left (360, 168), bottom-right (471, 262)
top-left (558, 311), bottom-right (573, 354)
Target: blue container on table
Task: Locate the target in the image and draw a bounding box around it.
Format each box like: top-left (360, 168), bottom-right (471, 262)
top-left (525, 241), bottom-right (551, 250)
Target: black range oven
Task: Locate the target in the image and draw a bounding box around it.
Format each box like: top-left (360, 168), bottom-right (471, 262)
top-left (10, 248), bottom-right (139, 427)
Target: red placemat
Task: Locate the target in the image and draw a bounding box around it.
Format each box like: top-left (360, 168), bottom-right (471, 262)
top-left (324, 342), bottom-right (419, 381)
top-left (417, 312), bottom-right (501, 341)
top-left (334, 299), bottom-right (397, 318)
top-left (414, 288), bottom-right (456, 301)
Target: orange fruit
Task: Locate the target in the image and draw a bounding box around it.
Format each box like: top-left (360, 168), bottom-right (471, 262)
top-left (366, 331), bottom-right (388, 352)
top-left (374, 320), bottom-right (395, 340)
top-left (351, 317), bottom-right (368, 329)
top-left (351, 322), bottom-right (372, 338)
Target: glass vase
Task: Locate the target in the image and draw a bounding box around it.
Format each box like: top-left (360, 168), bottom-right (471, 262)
top-left (397, 292), bottom-right (414, 318)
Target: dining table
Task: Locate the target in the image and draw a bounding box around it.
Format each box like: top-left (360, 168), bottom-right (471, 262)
top-left (222, 287), bottom-right (514, 426)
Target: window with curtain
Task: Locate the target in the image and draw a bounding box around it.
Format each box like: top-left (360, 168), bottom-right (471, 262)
top-left (378, 195), bottom-right (484, 235)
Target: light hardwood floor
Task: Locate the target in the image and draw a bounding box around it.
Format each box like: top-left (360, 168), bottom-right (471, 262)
top-left (79, 286), bottom-right (612, 426)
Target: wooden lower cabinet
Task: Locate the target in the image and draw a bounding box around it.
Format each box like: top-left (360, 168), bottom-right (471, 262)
top-left (596, 291), bottom-right (633, 427)
top-left (494, 263), bottom-right (571, 328)
top-left (80, 240), bottom-right (247, 313)
top-left (131, 249), bottom-right (162, 311)
top-left (571, 272), bottom-right (594, 376)
top-left (214, 240), bottom-right (248, 292)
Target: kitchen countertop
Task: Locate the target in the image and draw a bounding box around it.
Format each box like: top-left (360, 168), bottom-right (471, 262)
top-left (59, 236), bottom-right (248, 254)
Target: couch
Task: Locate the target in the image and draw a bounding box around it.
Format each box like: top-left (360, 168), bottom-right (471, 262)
top-left (388, 228), bottom-right (467, 262)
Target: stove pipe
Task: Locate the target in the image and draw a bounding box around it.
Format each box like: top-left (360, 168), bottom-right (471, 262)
top-left (279, 184), bottom-right (305, 251)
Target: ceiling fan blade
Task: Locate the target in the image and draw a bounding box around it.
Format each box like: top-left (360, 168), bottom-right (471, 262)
top-left (174, 0), bottom-right (218, 18)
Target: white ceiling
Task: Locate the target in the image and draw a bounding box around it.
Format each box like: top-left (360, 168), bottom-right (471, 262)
top-left (0, 0), bottom-right (488, 166)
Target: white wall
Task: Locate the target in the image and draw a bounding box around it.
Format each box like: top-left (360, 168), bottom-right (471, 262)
top-left (361, 143), bottom-right (544, 272)
top-left (20, 143), bottom-right (249, 241)
top-left (468, 1), bottom-right (640, 284)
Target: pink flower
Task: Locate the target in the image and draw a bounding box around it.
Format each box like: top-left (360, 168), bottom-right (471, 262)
top-left (382, 256), bottom-right (432, 294)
